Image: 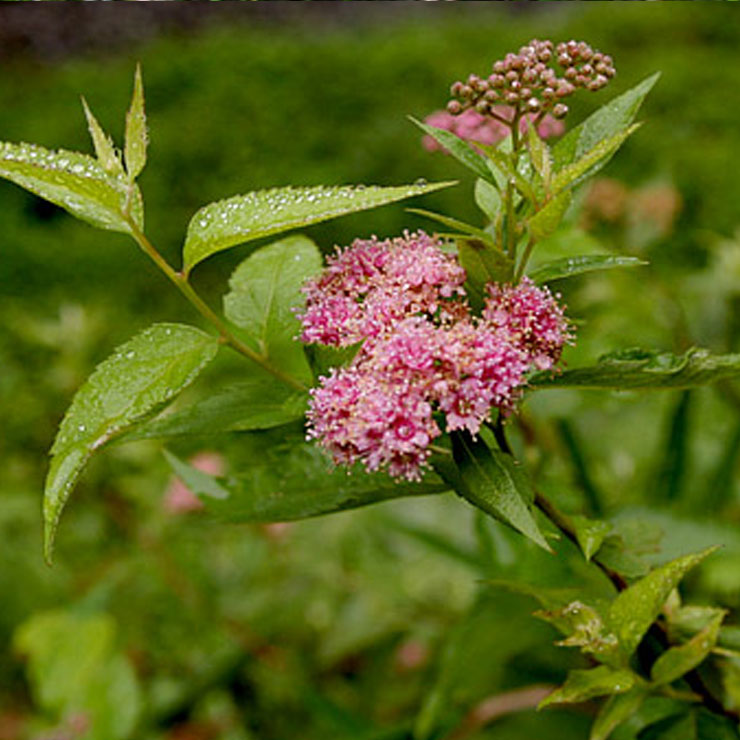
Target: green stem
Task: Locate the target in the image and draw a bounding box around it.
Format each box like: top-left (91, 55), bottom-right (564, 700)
top-left (123, 216), bottom-right (308, 392)
top-left (504, 108), bottom-right (522, 262)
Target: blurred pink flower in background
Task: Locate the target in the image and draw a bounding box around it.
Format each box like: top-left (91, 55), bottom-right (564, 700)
top-left (422, 107), bottom-right (564, 153)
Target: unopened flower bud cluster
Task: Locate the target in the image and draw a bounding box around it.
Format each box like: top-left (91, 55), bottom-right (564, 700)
top-left (447, 39), bottom-right (615, 122)
top-left (298, 232), bottom-right (571, 481)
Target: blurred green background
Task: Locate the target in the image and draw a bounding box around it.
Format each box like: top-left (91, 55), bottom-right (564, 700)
top-left (2, 4), bottom-right (740, 739)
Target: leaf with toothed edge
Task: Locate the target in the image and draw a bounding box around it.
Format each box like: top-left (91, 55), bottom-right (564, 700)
top-left (0, 141), bottom-right (143, 233)
top-left (182, 181), bottom-right (456, 272)
top-left (43, 324), bottom-right (219, 562)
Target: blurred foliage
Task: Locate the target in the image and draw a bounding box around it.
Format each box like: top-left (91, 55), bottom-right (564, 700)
top-left (2, 5), bottom-right (740, 739)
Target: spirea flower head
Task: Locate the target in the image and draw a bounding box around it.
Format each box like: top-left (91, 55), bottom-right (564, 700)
top-left (422, 108), bottom-right (564, 153)
top-left (298, 231), bottom-right (466, 346)
top-left (483, 277), bottom-right (573, 370)
top-left (301, 234), bottom-right (573, 481)
top-left (446, 39), bottom-right (615, 122)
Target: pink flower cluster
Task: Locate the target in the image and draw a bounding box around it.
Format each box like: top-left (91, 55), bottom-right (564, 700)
top-left (299, 232), bottom-right (571, 481)
top-left (423, 108), bottom-right (564, 153)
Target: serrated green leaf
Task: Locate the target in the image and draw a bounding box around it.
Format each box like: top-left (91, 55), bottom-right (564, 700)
top-left (183, 180), bottom-right (455, 272)
top-left (539, 665), bottom-right (637, 709)
top-left (122, 374), bottom-right (308, 441)
top-left (552, 72), bottom-right (660, 171)
top-left (590, 686), bottom-right (648, 740)
top-left (650, 611), bottom-right (724, 686)
top-left (552, 124), bottom-right (641, 195)
top-left (474, 177), bottom-right (502, 222)
top-left (81, 97), bottom-right (124, 176)
top-left (608, 548), bottom-right (718, 658)
top-left (528, 191), bottom-right (572, 241)
top-left (444, 433), bottom-right (551, 551)
top-left (528, 255), bottom-right (647, 284)
top-left (410, 116), bottom-right (495, 184)
top-left (0, 141), bottom-right (143, 233)
top-left (571, 516), bottom-right (613, 561)
top-left (223, 235), bottom-right (321, 386)
top-left (529, 347), bottom-right (740, 392)
top-left (43, 323), bottom-right (219, 561)
top-left (124, 64), bottom-right (147, 180)
top-left (166, 440), bottom-right (448, 523)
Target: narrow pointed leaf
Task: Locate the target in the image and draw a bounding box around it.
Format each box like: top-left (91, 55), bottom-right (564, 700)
top-left (223, 235), bottom-right (321, 386)
top-left (650, 611), bottom-right (724, 686)
top-left (528, 255), bottom-right (647, 284)
top-left (406, 207), bottom-right (498, 246)
top-left (608, 547), bottom-right (718, 658)
top-left (410, 116), bottom-right (495, 183)
top-left (552, 124), bottom-right (641, 195)
top-left (446, 433), bottom-right (551, 551)
top-left (474, 177), bottom-right (502, 222)
top-left (458, 237), bottom-right (514, 308)
top-left (165, 442), bottom-right (448, 523)
top-left (43, 324), bottom-right (219, 561)
top-left (122, 375), bottom-right (308, 441)
top-left (183, 180), bottom-right (455, 272)
top-left (124, 64), bottom-right (147, 180)
top-left (81, 97), bottom-right (123, 176)
top-left (552, 72), bottom-right (660, 170)
top-left (538, 665), bottom-right (637, 709)
top-left (529, 348), bottom-right (740, 392)
top-left (589, 686), bottom-right (648, 740)
top-left (0, 141), bottom-right (142, 232)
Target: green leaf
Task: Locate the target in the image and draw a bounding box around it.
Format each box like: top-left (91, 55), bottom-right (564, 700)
top-left (527, 123), bottom-right (551, 185)
top-left (0, 141), bottom-right (143, 233)
top-left (552, 72), bottom-right (660, 171)
top-left (183, 180), bottom-right (455, 272)
top-left (166, 440), bottom-right (448, 523)
top-left (223, 235), bottom-right (321, 386)
top-left (124, 64), bottom-right (147, 180)
top-left (122, 375), bottom-right (308, 441)
top-left (477, 142), bottom-right (537, 202)
top-left (458, 237), bottom-right (514, 308)
top-left (81, 97), bottom-right (124, 177)
top-left (650, 611), bottom-right (724, 686)
top-left (551, 124), bottom-right (641, 195)
top-left (14, 610), bottom-right (142, 740)
top-left (590, 686), bottom-right (648, 740)
top-left (528, 255), bottom-right (647, 284)
top-left (608, 548), bottom-right (718, 658)
top-left (571, 515), bottom-right (612, 561)
top-left (406, 207), bottom-right (498, 246)
top-left (43, 323), bottom-right (219, 561)
top-left (409, 116), bottom-right (495, 184)
top-left (538, 665), bottom-right (637, 709)
top-left (529, 348), bottom-right (740, 392)
top-left (528, 191), bottom-right (572, 241)
top-left (443, 433), bottom-right (551, 551)
top-left (474, 177), bottom-right (502, 222)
